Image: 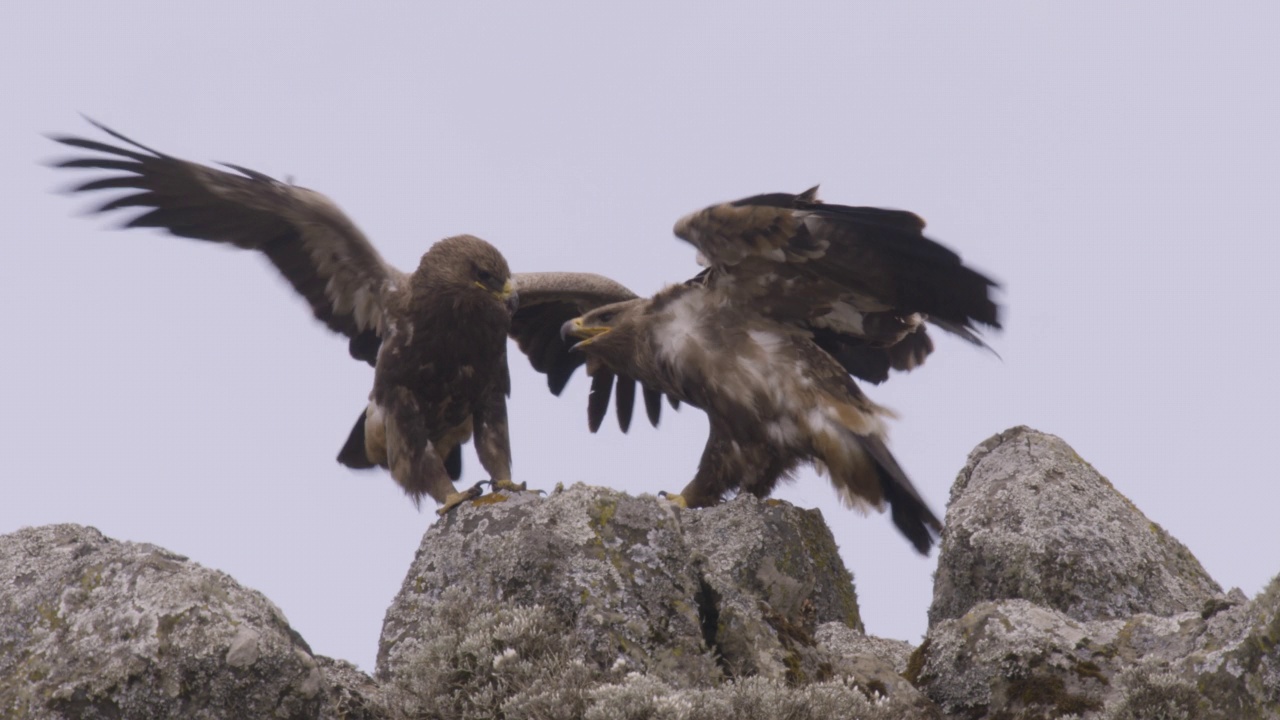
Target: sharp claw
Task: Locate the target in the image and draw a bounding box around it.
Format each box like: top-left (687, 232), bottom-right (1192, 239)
top-left (436, 482), bottom-right (487, 516)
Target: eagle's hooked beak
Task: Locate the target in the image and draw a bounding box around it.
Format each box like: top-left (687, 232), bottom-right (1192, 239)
top-left (501, 280), bottom-right (519, 313)
top-left (561, 316), bottom-right (608, 350)
top-left (483, 279), bottom-right (519, 313)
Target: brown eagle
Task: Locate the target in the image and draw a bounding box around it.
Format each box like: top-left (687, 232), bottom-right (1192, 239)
top-left (541, 188), bottom-right (1001, 554)
top-left (50, 120), bottom-right (529, 513)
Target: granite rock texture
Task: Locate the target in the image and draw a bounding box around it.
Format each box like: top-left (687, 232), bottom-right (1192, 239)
top-left (376, 485), bottom-right (934, 718)
top-left (379, 486), bottom-right (901, 688)
top-left (4, 427), bottom-right (1274, 719)
top-left (929, 426), bottom-right (1221, 626)
top-left (915, 427), bottom-right (1277, 719)
top-left (0, 523), bottom-right (383, 720)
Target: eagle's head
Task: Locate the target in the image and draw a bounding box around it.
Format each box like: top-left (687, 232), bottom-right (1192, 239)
top-left (420, 234), bottom-right (518, 313)
top-left (561, 299), bottom-right (648, 368)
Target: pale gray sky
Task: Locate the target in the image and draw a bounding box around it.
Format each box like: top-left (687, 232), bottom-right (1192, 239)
top-left (3, 2), bottom-right (1277, 673)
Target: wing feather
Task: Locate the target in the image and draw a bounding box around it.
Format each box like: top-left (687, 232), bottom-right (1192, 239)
top-left (614, 376), bottom-right (636, 433)
top-left (673, 187), bottom-right (1000, 379)
top-left (587, 371), bottom-right (615, 433)
top-left (51, 119), bottom-right (405, 364)
top-left (510, 271), bottom-right (673, 431)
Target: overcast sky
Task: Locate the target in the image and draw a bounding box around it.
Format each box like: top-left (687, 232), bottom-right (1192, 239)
top-left (3, 3), bottom-right (1277, 673)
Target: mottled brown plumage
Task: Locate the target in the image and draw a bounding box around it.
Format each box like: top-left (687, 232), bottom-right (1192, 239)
top-left (548, 187), bottom-right (1002, 554)
top-left (50, 120), bottom-right (517, 509)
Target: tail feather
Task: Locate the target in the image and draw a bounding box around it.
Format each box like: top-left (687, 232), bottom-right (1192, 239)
top-left (858, 433), bottom-right (942, 554)
top-left (827, 427), bottom-right (943, 555)
top-left (444, 443), bottom-right (463, 481)
top-left (337, 410), bottom-right (377, 469)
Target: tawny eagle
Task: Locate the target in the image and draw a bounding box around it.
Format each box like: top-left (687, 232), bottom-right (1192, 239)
top-left (50, 120), bottom-right (639, 513)
top-left (544, 188), bottom-right (1001, 554)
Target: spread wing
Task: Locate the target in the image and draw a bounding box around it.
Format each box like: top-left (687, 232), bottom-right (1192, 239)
top-left (511, 271), bottom-right (672, 432)
top-left (673, 186), bottom-right (1001, 383)
top-left (50, 119), bottom-right (405, 365)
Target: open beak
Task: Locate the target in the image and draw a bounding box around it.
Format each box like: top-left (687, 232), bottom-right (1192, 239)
top-left (560, 317), bottom-right (609, 350)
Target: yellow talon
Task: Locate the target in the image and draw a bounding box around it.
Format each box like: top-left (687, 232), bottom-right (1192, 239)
top-left (436, 482), bottom-right (486, 516)
top-left (658, 491), bottom-right (688, 509)
top-left (490, 478), bottom-right (526, 493)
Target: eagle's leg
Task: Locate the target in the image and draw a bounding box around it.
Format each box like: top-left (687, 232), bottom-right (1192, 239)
top-left (660, 426), bottom-right (739, 508)
top-left (385, 390), bottom-right (478, 514)
top-left (490, 478), bottom-right (530, 493)
top-left (473, 387), bottom-right (541, 495)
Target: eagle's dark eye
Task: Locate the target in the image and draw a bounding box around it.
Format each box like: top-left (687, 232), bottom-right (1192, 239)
top-left (597, 312), bottom-right (614, 324)
top-left (477, 269), bottom-right (494, 283)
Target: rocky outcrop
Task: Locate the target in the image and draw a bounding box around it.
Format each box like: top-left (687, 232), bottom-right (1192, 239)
top-left (914, 426), bottom-right (1279, 719)
top-left (2, 426), bottom-right (1276, 719)
top-left (0, 524), bottom-right (384, 720)
top-left (378, 485), bottom-right (937, 717)
top-left (915, 588), bottom-right (1277, 720)
top-left (929, 427), bottom-right (1221, 626)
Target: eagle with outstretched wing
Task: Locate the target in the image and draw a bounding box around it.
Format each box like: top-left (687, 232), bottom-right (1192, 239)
top-left (537, 187), bottom-right (1001, 554)
top-left (50, 120), bottom-right (533, 513)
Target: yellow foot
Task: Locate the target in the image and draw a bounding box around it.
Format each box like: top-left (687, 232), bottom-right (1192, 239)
top-left (657, 491), bottom-right (688, 509)
top-left (436, 482), bottom-right (487, 516)
top-left (490, 478), bottom-right (546, 496)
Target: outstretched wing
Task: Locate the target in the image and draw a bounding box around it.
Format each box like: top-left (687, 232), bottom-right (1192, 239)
top-left (50, 119), bottom-right (406, 365)
top-left (673, 186), bottom-right (1001, 381)
top-left (511, 271), bottom-right (670, 432)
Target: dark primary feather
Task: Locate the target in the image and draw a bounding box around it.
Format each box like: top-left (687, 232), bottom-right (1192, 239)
top-left (675, 187), bottom-right (1001, 347)
top-left (51, 119), bottom-right (402, 350)
top-left (588, 371), bottom-right (615, 433)
top-left (643, 387), bottom-right (663, 426)
top-left (509, 299), bottom-right (587, 395)
top-left (337, 411), bottom-right (375, 469)
top-left (510, 272), bottom-right (675, 432)
top-left (811, 329), bottom-right (927, 385)
top-left (844, 428), bottom-right (942, 555)
top-left (614, 376), bottom-right (636, 433)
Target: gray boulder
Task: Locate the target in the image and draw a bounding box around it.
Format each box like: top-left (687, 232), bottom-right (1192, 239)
top-left (913, 426), bottom-right (1279, 719)
top-left (915, 584), bottom-right (1277, 719)
top-left (377, 485), bottom-right (900, 685)
top-left (0, 523), bottom-right (385, 720)
top-left (929, 426), bottom-right (1221, 625)
top-left (377, 485), bottom-right (936, 719)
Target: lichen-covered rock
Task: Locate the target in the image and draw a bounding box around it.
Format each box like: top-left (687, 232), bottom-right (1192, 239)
top-left (929, 426), bottom-right (1221, 625)
top-left (915, 578), bottom-right (1279, 719)
top-left (815, 623), bottom-right (913, 675)
top-left (0, 524), bottom-right (327, 720)
top-left (380, 589), bottom-right (939, 720)
top-left (317, 657), bottom-right (390, 720)
top-left (377, 484), bottom-right (928, 714)
top-left (379, 485), bottom-right (719, 688)
top-left (813, 623), bottom-right (942, 719)
top-left (679, 494), bottom-right (863, 682)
